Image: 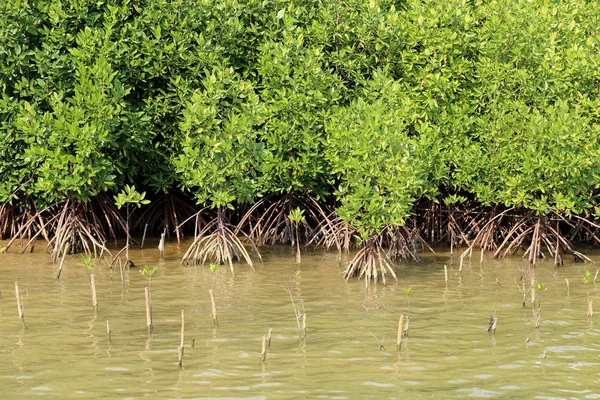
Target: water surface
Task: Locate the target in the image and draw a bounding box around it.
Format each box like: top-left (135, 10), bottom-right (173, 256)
top-left (1, 241), bottom-right (599, 399)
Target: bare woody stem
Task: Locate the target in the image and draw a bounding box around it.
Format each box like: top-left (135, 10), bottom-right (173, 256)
top-left (15, 281), bottom-right (25, 328)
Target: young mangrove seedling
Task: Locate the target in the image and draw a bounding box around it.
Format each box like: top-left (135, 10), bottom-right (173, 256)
top-left (535, 283), bottom-right (547, 303)
top-left (396, 315), bottom-right (404, 351)
top-left (15, 281), bottom-right (25, 328)
top-left (534, 282), bottom-right (547, 328)
top-left (288, 207), bottom-right (306, 264)
top-left (261, 334), bottom-right (267, 362)
top-left (403, 287), bottom-right (411, 336)
top-left (210, 263), bottom-right (219, 275)
top-left (81, 255), bottom-right (94, 275)
top-left (82, 256), bottom-right (97, 311)
top-left (178, 309), bottom-right (185, 368)
top-left (141, 265), bottom-right (158, 334)
top-left (209, 263), bottom-right (219, 325)
top-left (141, 265), bottom-right (158, 292)
top-left (584, 271), bottom-right (593, 296)
top-left (113, 185), bottom-right (150, 269)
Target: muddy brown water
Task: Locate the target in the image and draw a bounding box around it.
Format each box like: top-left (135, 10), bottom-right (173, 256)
top-left (1, 239), bottom-right (599, 399)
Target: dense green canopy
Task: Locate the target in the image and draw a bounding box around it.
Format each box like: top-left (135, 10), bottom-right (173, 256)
top-left (2, 0), bottom-right (600, 240)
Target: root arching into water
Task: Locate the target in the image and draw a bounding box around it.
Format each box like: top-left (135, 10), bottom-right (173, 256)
top-left (2, 195), bottom-right (116, 261)
top-left (180, 208), bottom-right (260, 275)
top-left (460, 210), bottom-right (596, 269)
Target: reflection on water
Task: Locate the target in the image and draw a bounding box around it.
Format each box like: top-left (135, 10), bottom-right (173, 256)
top-left (1, 240), bottom-right (600, 399)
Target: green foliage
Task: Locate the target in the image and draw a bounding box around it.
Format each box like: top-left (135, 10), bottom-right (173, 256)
top-left (453, 101), bottom-right (600, 215)
top-left (583, 271), bottom-right (593, 286)
top-left (255, 26), bottom-right (343, 197)
top-left (403, 287), bottom-right (412, 296)
top-left (535, 283), bottom-right (548, 293)
top-left (209, 263), bottom-right (219, 273)
top-left (173, 67), bottom-right (264, 209)
top-left (288, 208), bottom-right (306, 224)
top-left (325, 72), bottom-right (437, 239)
top-left (114, 185), bottom-right (150, 210)
top-left (0, 2), bottom-right (149, 205)
top-left (81, 255), bottom-right (94, 273)
top-left (446, 0), bottom-right (600, 215)
top-left (2, 0), bottom-right (600, 249)
top-left (141, 265), bottom-right (158, 279)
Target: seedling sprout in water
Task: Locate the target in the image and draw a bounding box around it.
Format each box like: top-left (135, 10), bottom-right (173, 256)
top-left (533, 282), bottom-right (547, 329)
top-left (81, 255), bottom-right (94, 274)
top-left (403, 287), bottom-right (411, 336)
top-left (288, 207), bottom-right (305, 264)
top-left (81, 255), bottom-right (98, 310)
top-left (535, 283), bottom-right (547, 307)
top-left (141, 265), bottom-right (158, 300)
top-left (210, 263), bottom-right (219, 289)
top-left (114, 185), bottom-right (151, 268)
top-left (141, 265), bottom-right (158, 278)
top-left (584, 271), bottom-right (593, 296)
top-left (209, 263), bottom-right (219, 325)
top-left (141, 265), bottom-right (158, 334)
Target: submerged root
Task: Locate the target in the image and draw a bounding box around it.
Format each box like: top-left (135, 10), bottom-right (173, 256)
top-left (47, 197), bottom-right (113, 262)
top-left (181, 209), bottom-right (260, 274)
top-left (308, 211), bottom-right (355, 253)
top-left (95, 193), bottom-right (128, 246)
top-left (237, 193), bottom-right (328, 247)
top-left (417, 198), bottom-right (482, 249)
top-left (3, 195), bottom-right (113, 261)
top-left (136, 193), bottom-right (198, 245)
top-left (237, 195), bottom-right (296, 246)
top-left (0, 198), bottom-right (49, 246)
top-left (381, 224), bottom-right (435, 262)
top-left (461, 210), bottom-right (594, 268)
top-left (344, 238), bottom-right (398, 287)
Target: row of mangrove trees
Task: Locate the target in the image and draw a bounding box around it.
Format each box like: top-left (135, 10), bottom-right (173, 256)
top-left (2, 0), bottom-right (600, 282)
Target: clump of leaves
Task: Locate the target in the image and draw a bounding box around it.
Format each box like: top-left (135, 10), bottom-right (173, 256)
top-left (536, 282), bottom-right (547, 293)
top-left (141, 265), bottom-right (158, 279)
top-left (175, 67), bottom-right (264, 272)
top-left (114, 185), bottom-right (151, 210)
top-left (81, 255), bottom-right (94, 274)
top-left (141, 265), bottom-right (158, 291)
top-left (583, 271), bottom-right (593, 286)
top-left (289, 207), bottom-right (306, 226)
